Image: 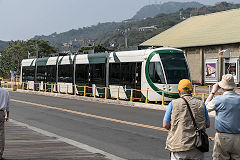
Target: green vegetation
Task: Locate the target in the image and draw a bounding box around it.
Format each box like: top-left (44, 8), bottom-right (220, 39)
top-left (0, 40), bottom-right (58, 78)
top-left (0, 41), bottom-right (9, 50)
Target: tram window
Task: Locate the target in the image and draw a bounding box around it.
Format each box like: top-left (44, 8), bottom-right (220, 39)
top-left (75, 64), bottom-right (89, 83)
top-left (160, 53), bottom-right (189, 84)
top-left (37, 66), bottom-right (47, 82)
top-left (148, 62), bottom-right (165, 84)
top-left (58, 64), bottom-right (73, 83)
top-left (121, 62), bottom-right (136, 86)
top-left (109, 63), bottom-right (120, 85)
top-left (22, 66), bottom-right (35, 82)
top-left (90, 64), bottom-right (105, 84)
top-left (46, 65), bottom-right (56, 82)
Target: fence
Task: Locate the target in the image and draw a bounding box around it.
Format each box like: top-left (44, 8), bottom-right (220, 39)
top-left (2, 80), bottom-right (237, 106)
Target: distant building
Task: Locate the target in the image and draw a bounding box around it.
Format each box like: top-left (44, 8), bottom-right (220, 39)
top-left (62, 39), bottom-right (95, 50)
top-left (138, 25), bottom-right (158, 32)
top-left (139, 9), bottom-right (240, 84)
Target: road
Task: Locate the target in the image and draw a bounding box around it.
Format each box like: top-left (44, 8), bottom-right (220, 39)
top-left (9, 91), bottom-right (216, 160)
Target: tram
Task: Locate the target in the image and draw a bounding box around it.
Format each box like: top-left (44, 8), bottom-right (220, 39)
top-left (21, 47), bottom-right (190, 101)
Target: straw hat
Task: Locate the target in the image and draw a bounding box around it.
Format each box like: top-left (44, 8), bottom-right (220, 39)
top-left (178, 79), bottom-right (193, 91)
top-left (218, 74), bottom-right (235, 90)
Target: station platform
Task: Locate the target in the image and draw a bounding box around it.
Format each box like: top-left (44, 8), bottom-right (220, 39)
top-left (3, 120), bottom-right (112, 160)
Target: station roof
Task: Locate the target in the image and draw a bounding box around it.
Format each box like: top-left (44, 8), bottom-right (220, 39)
top-left (140, 9), bottom-right (240, 48)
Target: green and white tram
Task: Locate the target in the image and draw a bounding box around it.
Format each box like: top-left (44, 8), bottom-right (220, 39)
top-left (21, 47), bottom-right (190, 101)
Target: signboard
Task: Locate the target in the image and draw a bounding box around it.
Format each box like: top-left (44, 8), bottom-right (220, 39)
top-left (223, 57), bottom-right (239, 83)
top-left (205, 59), bottom-right (218, 83)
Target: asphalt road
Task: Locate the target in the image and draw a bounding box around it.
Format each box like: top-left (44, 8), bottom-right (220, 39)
top-left (9, 91), bottom-right (216, 160)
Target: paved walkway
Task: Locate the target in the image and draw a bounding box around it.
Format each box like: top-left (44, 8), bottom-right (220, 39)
top-left (3, 120), bottom-right (114, 160)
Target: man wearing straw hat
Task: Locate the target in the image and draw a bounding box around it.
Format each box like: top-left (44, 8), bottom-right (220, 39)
top-left (206, 74), bottom-right (240, 160)
top-left (163, 79), bottom-right (210, 160)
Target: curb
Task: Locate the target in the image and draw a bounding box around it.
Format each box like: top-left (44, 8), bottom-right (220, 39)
top-left (7, 88), bottom-right (168, 111)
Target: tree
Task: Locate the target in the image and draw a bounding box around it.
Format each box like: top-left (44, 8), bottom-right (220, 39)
top-left (0, 40), bottom-right (58, 78)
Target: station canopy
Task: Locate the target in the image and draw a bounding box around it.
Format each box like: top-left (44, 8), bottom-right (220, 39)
top-left (140, 9), bottom-right (240, 48)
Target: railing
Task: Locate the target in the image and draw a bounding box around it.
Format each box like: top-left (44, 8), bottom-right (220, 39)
top-left (1, 81), bottom-right (234, 106)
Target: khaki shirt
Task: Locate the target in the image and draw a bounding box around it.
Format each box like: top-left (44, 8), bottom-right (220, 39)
top-left (166, 96), bottom-right (206, 152)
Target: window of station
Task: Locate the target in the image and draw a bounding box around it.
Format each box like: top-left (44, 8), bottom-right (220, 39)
top-left (90, 64), bottom-right (105, 85)
top-left (58, 64), bottom-right (73, 83)
top-left (75, 64), bottom-right (89, 83)
top-left (22, 66), bottom-right (35, 82)
top-left (148, 62), bottom-right (166, 84)
top-left (46, 65), bottom-right (56, 83)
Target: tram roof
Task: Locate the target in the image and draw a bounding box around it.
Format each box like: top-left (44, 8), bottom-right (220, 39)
top-left (140, 9), bottom-right (240, 48)
top-left (22, 47), bottom-right (184, 66)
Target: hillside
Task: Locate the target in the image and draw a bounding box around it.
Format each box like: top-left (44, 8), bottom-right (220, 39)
top-left (31, 2), bottom-right (240, 51)
top-left (132, 1), bottom-right (204, 20)
top-left (96, 2), bottom-right (240, 49)
top-left (33, 22), bottom-right (121, 51)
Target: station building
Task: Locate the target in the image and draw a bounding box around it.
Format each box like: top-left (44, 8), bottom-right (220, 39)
top-left (139, 9), bottom-right (240, 85)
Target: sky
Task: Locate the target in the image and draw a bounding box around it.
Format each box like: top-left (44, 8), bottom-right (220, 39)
top-left (0, 0), bottom-right (239, 41)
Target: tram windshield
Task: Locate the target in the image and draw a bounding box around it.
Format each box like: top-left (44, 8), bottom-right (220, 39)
top-left (159, 53), bottom-right (189, 84)
top-left (148, 62), bottom-right (166, 84)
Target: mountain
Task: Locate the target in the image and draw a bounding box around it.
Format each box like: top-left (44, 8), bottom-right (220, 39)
top-left (0, 41), bottom-right (8, 51)
top-left (132, 1), bottom-right (205, 20)
top-left (31, 2), bottom-right (240, 51)
top-left (33, 22), bottom-right (121, 51)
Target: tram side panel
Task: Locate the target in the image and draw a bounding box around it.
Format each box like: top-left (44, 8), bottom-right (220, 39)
top-left (21, 59), bottom-right (36, 90)
top-left (57, 55), bottom-right (75, 94)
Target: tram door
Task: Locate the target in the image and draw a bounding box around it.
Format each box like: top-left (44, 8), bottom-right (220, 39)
top-left (134, 62), bottom-right (142, 98)
top-left (88, 63), bottom-right (106, 96)
top-left (86, 64), bottom-right (92, 95)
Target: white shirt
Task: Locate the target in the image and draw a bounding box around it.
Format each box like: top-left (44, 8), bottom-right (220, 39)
top-left (0, 88), bottom-right (10, 112)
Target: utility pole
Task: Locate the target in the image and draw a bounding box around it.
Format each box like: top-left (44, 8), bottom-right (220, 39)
top-left (124, 29), bottom-right (128, 48)
top-left (34, 44), bottom-right (39, 82)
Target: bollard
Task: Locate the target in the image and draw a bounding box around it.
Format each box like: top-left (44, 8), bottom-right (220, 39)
top-left (74, 85), bottom-right (77, 96)
top-left (202, 93), bottom-right (205, 101)
top-left (51, 84), bottom-right (53, 93)
top-left (94, 86), bottom-right (96, 98)
top-left (208, 85), bottom-right (211, 95)
top-left (105, 87), bottom-right (108, 99)
top-left (58, 84), bottom-right (60, 94)
top-left (11, 79), bottom-right (13, 89)
top-left (162, 92), bottom-right (165, 106)
top-left (84, 86), bottom-right (86, 97)
top-left (117, 88), bottom-right (120, 100)
top-left (44, 83), bottom-right (47, 92)
top-left (130, 89), bottom-right (133, 102)
top-left (33, 83), bottom-right (35, 91)
top-left (39, 83), bottom-right (40, 92)
top-left (22, 82), bottom-right (24, 90)
top-left (145, 89), bottom-right (149, 104)
top-left (66, 85), bottom-right (68, 95)
top-left (193, 85), bottom-right (196, 96)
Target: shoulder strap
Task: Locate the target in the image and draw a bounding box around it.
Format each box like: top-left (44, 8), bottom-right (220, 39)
top-left (181, 97), bottom-right (198, 130)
